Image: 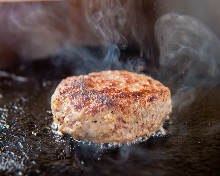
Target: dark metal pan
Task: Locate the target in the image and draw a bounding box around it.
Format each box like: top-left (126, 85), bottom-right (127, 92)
top-left (0, 49), bottom-right (219, 175)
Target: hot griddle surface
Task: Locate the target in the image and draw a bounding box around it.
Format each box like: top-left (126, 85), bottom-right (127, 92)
top-left (0, 59), bottom-right (220, 176)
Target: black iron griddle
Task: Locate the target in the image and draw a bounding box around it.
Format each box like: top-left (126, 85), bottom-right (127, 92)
top-left (0, 50), bottom-right (219, 176)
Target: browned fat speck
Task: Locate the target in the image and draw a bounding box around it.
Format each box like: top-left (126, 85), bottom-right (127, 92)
top-left (148, 79), bottom-right (152, 85)
top-left (148, 96), bottom-right (157, 102)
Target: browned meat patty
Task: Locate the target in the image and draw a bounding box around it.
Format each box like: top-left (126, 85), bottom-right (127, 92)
top-left (51, 70), bottom-right (172, 144)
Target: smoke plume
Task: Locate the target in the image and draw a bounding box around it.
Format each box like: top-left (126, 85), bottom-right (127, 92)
top-left (155, 13), bottom-right (220, 110)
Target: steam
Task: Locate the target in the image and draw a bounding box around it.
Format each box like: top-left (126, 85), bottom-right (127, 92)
top-left (53, 44), bottom-right (122, 75)
top-left (84, 0), bottom-right (127, 46)
top-left (155, 13), bottom-right (220, 110)
top-left (0, 0), bottom-right (156, 69)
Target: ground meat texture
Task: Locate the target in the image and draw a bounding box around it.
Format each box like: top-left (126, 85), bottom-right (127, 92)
top-left (51, 70), bottom-right (172, 144)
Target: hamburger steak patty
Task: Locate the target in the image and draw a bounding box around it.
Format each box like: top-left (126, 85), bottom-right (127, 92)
top-left (51, 70), bottom-right (172, 143)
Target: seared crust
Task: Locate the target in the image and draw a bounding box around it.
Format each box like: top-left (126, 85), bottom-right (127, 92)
top-left (51, 70), bottom-right (172, 143)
